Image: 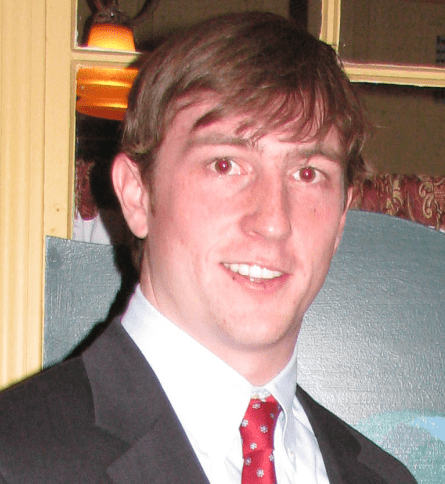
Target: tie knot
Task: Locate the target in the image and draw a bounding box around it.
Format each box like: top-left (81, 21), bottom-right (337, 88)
top-left (240, 395), bottom-right (281, 456)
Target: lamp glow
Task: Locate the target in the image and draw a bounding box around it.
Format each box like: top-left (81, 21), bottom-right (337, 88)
top-left (76, 22), bottom-right (138, 121)
top-left (76, 66), bottom-right (138, 121)
top-left (87, 23), bottom-right (136, 52)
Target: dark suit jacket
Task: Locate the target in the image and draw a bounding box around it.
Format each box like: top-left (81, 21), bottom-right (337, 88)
top-left (0, 320), bottom-right (416, 483)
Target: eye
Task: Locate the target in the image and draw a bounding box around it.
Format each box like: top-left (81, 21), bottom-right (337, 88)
top-left (210, 158), bottom-right (242, 176)
top-left (292, 166), bottom-right (320, 183)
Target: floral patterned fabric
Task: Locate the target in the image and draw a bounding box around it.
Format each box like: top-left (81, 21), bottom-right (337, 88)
top-left (75, 158), bottom-right (98, 220)
top-left (352, 175), bottom-right (445, 232)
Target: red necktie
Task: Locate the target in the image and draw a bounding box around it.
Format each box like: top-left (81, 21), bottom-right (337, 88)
top-left (240, 395), bottom-right (282, 484)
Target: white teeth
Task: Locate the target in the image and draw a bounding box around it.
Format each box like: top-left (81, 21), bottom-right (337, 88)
top-left (249, 265), bottom-right (263, 279)
top-left (238, 264), bottom-right (250, 276)
top-left (223, 263), bottom-right (283, 280)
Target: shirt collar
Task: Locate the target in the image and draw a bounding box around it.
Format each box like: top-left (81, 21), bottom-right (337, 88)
top-left (256, 341), bottom-right (299, 450)
top-left (122, 285), bottom-right (298, 462)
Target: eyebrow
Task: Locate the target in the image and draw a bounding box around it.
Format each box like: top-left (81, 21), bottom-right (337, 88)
top-left (290, 146), bottom-right (345, 165)
top-left (186, 133), bottom-right (256, 150)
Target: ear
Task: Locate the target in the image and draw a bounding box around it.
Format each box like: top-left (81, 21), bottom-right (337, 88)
top-left (112, 153), bottom-right (150, 239)
top-left (333, 185), bottom-right (354, 254)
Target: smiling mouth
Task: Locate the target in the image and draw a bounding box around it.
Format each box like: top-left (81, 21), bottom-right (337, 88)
top-left (223, 263), bottom-right (284, 282)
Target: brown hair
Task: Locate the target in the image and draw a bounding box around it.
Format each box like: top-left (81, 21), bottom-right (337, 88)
top-left (121, 12), bottom-right (369, 187)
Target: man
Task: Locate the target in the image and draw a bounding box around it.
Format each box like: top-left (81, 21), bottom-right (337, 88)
top-left (0, 12), bottom-right (416, 483)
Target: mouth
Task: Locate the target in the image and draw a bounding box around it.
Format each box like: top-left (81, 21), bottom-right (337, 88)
top-left (222, 263), bottom-right (284, 282)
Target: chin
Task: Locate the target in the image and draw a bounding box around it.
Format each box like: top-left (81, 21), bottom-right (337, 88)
top-left (224, 321), bottom-right (296, 351)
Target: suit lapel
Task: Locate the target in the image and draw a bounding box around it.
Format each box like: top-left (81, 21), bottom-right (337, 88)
top-left (105, 414), bottom-right (209, 484)
top-left (296, 386), bottom-right (387, 484)
top-left (83, 319), bottom-right (210, 484)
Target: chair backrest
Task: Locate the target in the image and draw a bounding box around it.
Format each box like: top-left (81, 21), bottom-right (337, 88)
top-left (45, 210), bottom-right (445, 483)
top-left (44, 239), bottom-right (135, 367)
top-left (298, 211), bottom-right (445, 483)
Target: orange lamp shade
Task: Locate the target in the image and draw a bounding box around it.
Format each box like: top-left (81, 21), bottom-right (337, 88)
top-left (76, 23), bottom-right (138, 120)
top-left (76, 66), bottom-right (138, 121)
top-left (87, 23), bottom-right (136, 52)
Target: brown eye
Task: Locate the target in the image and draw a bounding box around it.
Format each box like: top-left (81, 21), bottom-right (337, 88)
top-left (299, 167), bottom-right (316, 182)
top-left (214, 159), bottom-right (232, 174)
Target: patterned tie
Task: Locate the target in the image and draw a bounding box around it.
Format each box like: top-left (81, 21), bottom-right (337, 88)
top-left (240, 395), bottom-right (282, 484)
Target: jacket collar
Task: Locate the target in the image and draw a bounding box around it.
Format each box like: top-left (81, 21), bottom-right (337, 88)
top-left (82, 319), bottom-right (210, 484)
top-left (296, 386), bottom-right (386, 484)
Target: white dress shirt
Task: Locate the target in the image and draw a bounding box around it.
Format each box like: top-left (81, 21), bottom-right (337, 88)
top-left (122, 285), bottom-right (330, 484)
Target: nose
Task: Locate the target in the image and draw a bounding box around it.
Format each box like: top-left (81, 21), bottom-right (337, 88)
top-left (240, 174), bottom-right (292, 241)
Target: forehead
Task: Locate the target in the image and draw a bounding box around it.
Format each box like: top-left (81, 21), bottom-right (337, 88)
top-left (166, 100), bottom-right (346, 164)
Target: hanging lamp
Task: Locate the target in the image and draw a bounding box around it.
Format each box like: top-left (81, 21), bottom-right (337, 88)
top-left (76, 0), bottom-right (159, 121)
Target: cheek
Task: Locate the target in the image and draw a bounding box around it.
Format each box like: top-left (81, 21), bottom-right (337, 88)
top-left (292, 189), bottom-right (343, 222)
top-left (290, 195), bottom-right (345, 251)
top-left (149, 188), bottom-right (213, 265)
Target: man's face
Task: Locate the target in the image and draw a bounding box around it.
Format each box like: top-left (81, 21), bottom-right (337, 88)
top-left (138, 102), bottom-right (351, 374)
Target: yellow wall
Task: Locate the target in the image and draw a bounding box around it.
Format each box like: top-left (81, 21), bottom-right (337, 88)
top-left (0, 0), bottom-right (73, 389)
top-left (1, 0), bottom-right (45, 388)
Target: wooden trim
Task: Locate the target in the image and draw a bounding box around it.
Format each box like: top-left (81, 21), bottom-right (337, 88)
top-left (344, 62), bottom-right (445, 87)
top-left (0, 0), bottom-right (46, 388)
top-left (44, 0), bottom-right (75, 241)
top-left (320, 0), bottom-right (341, 49)
top-left (72, 48), bottom-right (140, 66)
